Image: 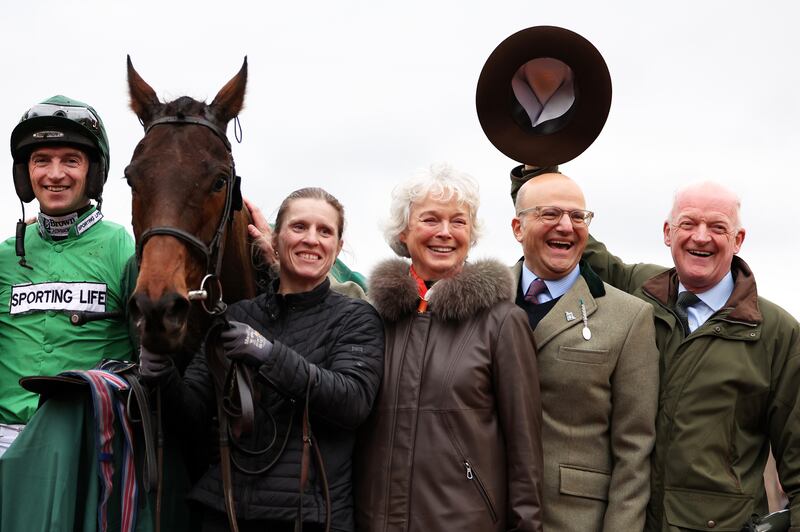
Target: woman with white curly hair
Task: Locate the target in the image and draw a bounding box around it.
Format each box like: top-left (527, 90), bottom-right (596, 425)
top-left (356, 164), bottom-right (544, 532)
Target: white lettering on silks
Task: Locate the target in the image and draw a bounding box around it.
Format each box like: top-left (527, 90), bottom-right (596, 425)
top-left (76, 210), bottom-right (103, 235)
top-left (10, 282), bottom-right (108, 315)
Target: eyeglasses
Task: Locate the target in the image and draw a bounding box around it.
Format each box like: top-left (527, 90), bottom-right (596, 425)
top-left (517, 206), bottom-right (594, 227)
top-left (24, 103), bottom-right (101, 134)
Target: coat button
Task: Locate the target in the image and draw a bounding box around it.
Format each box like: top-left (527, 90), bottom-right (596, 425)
top-left (44, 344), bottom-right (53, 353)
top-left (707, 520), bottom-right (716, 528)
top-left (53, 244), bottom-right (63, 253)
top-left (714, 326), bottom-right (721, 333)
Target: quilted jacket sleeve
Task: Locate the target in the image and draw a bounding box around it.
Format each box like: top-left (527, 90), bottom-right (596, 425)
top-left (257, 299), bottom-right (385, 430)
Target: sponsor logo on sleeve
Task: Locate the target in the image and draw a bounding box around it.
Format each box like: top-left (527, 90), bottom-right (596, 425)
top-left (10, 282), bottom-right (108, 315)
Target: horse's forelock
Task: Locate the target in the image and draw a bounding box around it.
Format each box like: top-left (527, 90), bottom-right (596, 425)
top-left (161, 96), bottom-right (208, 118)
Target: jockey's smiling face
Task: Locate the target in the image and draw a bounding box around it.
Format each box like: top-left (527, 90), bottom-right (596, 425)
top-left (28, 146), bottom-right (90, 215)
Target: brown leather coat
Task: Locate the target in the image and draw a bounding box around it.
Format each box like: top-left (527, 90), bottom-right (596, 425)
top-left (355, 258), bottom-right (544, 532)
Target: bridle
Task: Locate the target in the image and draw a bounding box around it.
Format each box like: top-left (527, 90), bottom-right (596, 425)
top-left (135, 114), bottom-right (242, 315)
top-left (133, 114), bottom-right (330, 532)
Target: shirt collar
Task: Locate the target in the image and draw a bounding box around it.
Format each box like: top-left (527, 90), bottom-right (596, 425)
top-left (521, 262), bottom-right (581, 300)
top-left (678, 271), bottom-right (734, 313)
top-left (36, 205), bottom-right (102, 242)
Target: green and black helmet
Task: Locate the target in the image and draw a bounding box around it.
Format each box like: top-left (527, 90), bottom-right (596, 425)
top-left (10, 95), bottom-right (110, 203)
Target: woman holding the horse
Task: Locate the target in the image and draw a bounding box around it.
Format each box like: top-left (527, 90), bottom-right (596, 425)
top-left (355, 164), bottom-right (544, 532)
top-left (144, 187), bottom-right (384, 532)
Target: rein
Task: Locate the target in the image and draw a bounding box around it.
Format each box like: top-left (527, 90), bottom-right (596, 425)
top-left (204, 322), bottom-right (331, 532)
top-left (135, 114), bottom-right (242, 315)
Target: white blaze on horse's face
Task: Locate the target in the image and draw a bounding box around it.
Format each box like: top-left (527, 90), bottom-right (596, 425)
top-left (275, 198), bottom-right (343, 294)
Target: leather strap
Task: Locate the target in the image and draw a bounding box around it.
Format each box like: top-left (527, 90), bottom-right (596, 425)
top-left (296, 365), bottom-right (330, 532)
top-left (124, 370), bottom-right (158, 492)
top-left (205, 322), bottom-right (331, 532)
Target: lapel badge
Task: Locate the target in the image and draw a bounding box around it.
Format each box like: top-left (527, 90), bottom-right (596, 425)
top-left (565, 311), bottom-right (576, 322)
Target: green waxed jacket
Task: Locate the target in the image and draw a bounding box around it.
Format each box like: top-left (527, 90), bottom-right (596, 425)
top-left (584, 237), bottom-right (800, 532)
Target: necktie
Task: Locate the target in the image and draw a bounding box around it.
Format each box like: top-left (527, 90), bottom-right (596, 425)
top-left (525, 279), bottom-right (548, 304)
top-left (675, 291), bottom-right (701, 335)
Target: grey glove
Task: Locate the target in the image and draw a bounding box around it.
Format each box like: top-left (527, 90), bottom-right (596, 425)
top-left (139, 346), bottom-right (175, 383)
top-left (222, 320), bottom-right (273, 368)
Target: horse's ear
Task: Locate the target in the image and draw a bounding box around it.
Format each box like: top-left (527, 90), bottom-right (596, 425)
top-left (210, 57), bottom-right (248, 124)
top-left (127, 55), bottom-right (161, 124)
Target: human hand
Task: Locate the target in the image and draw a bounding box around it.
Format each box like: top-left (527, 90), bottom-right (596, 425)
top-left (221, 320), bottom-right (273, 368)
top-left (243, 197), bottom-right (277, 265)
top-left (139, 346), bottom-right (175, 383)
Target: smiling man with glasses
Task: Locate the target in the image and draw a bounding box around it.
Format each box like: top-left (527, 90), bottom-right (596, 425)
top-left (510, 172), bottom-right (659, 532)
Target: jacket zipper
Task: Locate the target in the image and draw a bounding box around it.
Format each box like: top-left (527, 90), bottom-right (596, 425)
top-left (442, 413), bottom-right (499, 524)
top-left (464, 460), bottom-right (498, 523)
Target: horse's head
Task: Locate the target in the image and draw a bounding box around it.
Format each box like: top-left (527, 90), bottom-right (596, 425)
top-left (125, 56), bottom-right (248, 354)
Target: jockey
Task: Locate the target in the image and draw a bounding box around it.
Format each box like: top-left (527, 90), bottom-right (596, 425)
top-left (0, 95), bottom-right (135, 453)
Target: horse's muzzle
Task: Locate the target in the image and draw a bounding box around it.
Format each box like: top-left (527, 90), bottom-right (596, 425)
top-left (129, 291), bottom-right (191, 352)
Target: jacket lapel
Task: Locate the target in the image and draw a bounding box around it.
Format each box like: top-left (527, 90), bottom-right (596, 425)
top-left (534, 276), bottom-right (598, 350)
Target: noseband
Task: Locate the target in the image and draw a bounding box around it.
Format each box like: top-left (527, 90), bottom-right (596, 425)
top-left (135, 114), bottom-right (242, 315)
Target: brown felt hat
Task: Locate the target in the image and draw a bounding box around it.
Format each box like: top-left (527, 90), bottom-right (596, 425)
top-left (476, 26), bottom-right (612, 167)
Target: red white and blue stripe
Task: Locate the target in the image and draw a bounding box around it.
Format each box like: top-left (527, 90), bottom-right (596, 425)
top-left (63, 369), bottom-right (138, 532)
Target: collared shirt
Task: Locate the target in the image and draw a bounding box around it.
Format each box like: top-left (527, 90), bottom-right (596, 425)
top-left (678, 271), bottom-right (734, 333)
top-left (521, 262), bottom-right (581, 303)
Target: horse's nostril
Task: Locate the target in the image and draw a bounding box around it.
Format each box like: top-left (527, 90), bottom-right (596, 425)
top-left (162, 293), bottom-right (191, 328)
top-left (128, 293), bottom-right (147, 328)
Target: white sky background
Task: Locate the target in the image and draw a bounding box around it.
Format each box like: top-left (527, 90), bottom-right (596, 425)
top-left (2, 1), bottom-right (799, 317)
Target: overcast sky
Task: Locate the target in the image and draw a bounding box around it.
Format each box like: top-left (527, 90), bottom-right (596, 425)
top-left (2, 1), bottom-right (799, 317)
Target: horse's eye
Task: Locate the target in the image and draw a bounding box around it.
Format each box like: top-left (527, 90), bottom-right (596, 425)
top-left (123, 171), bottom-right (136, 193)
top-left (212, 176), bottom-right (227, 192)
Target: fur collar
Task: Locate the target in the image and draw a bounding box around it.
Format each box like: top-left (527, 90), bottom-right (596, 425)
top-left (369, 258), bottom-right (515, 322)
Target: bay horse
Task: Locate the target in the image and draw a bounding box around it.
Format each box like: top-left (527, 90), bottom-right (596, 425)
top-left (124, 56), bottom-right (258, 357)
top-left (124, 57), bottom-right (279, 532)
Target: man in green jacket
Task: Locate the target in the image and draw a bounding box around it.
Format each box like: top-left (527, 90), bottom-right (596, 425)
top-left (0, 95), bottom-right (135, 452)
top-left (582, 181), bottom-right (800, 531)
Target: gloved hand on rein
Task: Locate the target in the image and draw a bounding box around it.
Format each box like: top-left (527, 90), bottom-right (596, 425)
top-left (222, 320), bottom-right (274, 368)
top-left (139, 346), bottom-right (175, 383)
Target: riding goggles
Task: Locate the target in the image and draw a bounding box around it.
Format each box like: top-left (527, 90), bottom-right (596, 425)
top-left (23, 103), bottom-right (101, 134)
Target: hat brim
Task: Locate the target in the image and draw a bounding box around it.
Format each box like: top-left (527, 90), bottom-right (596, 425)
top-left (476, 26), bottom-right (612, 167)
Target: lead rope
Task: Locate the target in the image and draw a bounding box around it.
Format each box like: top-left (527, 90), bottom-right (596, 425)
top-left (204, 320), bottom-right (240, 532)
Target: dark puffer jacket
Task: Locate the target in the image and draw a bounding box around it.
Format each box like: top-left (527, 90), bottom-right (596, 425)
top-left (162, 278), bottom-right (384, 531)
